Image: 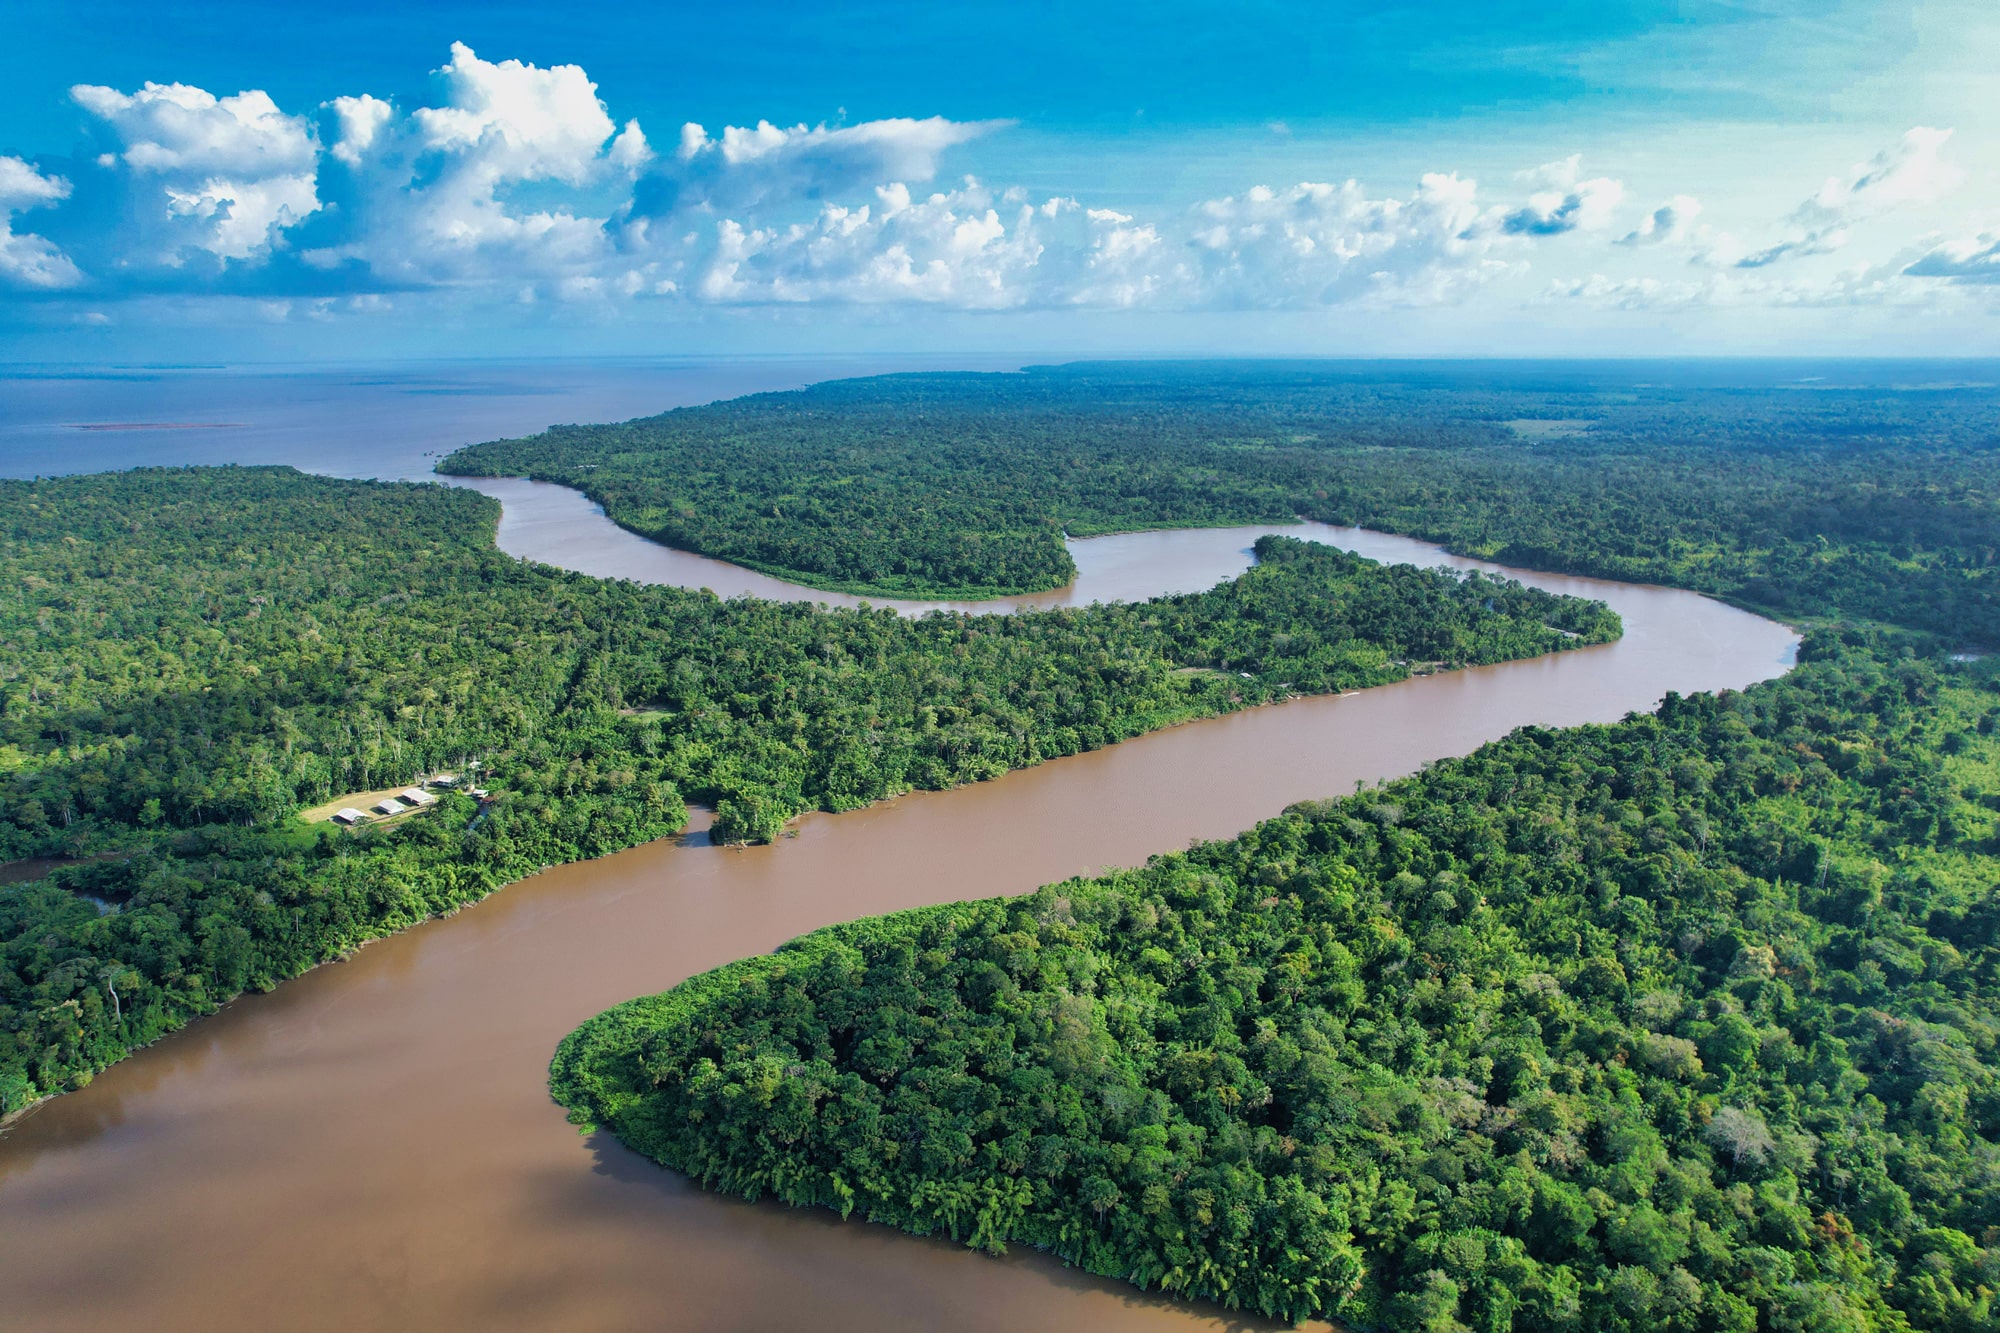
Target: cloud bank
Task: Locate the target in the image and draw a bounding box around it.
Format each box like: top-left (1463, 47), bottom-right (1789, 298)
top-left (6, 44), bottom-right (1996, 327)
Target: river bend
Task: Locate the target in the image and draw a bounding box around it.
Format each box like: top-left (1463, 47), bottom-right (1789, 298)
top-left (0, 487), bottom-right (1798, 1332)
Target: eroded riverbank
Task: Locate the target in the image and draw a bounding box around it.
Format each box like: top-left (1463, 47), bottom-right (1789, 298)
top-left (0, 494), bottom-right (1798, 1332)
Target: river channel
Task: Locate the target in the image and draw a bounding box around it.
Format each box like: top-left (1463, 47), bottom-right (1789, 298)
top-left (0, 483), bottom-right (1799, 1332)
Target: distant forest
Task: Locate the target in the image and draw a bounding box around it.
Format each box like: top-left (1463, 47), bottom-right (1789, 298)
top-left (0, 466), bottom-right (1611, 1115)
top-left (443, 362), bottom-right (2000, 641)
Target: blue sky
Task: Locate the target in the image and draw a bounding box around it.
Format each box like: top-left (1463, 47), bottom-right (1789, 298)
top-left (3, 0), bottom-right (1998, 360)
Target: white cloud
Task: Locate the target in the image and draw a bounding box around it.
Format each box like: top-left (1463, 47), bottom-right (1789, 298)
top-left (658, 115), bottom-right (1001, 215)
top-left (1074, 208), bottom-right (1167, 307)
top-left (71, 80), bottom-right (320, 263)
top-left (1553, 251), bottom-right (1969, 313)
top-left (1736, 126), bottom-right (1960, 267)
top-left (673, 185), bottom-right (1183, 310)
top-left (1904, 231), bottom-right (2000, 284)
top-left (607, 120), bottom-right (651, 172)
top-left (0, 156), bottom-right (82, 289)
top-left (305, 44), bottom-right (643, 294)
top-left (163, 174), bottom-right (321, 262)
top-left (1502, 156), bottom-right (1626, 235)
top-left (71, 82), bottom-right (316, 176)
top-left (328, 95), bottom-right (393, 167)
top-left (1617, 195), bottom-right (1704, 247)
top-left (1186, 174), bottom-right (1519, 307)
top-left (413, 42), bottom-right (619, 185)
top-left (691, 181), bottom-right (1046, 307)
top-left (18, 45), bottom-right (1999, 333)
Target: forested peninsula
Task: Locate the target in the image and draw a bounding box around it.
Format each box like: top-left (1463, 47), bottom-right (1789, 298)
top-left (512, 367), bottom-right (2000, 1330)
top-left (556, 632), bottom-right (2000, 1331)
top-left (0, 466), bottom-right (1613, 1116)
top-left (441, 363), bottom-right (2000, 641)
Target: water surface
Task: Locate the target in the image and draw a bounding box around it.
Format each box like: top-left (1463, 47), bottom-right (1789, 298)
top-left (0, 515), bottom-right (1797, 1331)
top-left (0, 358), bottom-right (1012, 482)
top-left (465, 474), bottom-right (1642, 618)
top-left (0, 364), bottom-right (1801, 1330)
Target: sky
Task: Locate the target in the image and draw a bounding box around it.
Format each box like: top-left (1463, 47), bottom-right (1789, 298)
top-left (3, 0), bottom-right (1999, 361)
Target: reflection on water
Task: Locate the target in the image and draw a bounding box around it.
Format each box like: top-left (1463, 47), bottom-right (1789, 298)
top-left (0, 485), bottom-right (1798, 1330)
top-left (0, 857), bottom-right (75, 886)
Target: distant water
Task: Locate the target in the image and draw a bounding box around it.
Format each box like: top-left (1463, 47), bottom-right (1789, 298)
top-left (0, 356), bottom-right (1812, 1331)
top-left (8, 356), bottom-right (1996, 485)
top-left (0, 358), bottom-right (1021, 483)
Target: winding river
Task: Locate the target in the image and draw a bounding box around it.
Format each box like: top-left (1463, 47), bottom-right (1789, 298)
top-left (0, 483), bottom-right (1798, 1333)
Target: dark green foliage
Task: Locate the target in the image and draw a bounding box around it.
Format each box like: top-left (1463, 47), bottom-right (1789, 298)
top-left (443, 362), bottom-right (2000, 640)
top-left (0, 466), bottom-right (1607, 1114)
top-left (5, 789), bottom-right (671, 1109)
top-left (555, 634), bottom-right (2000, 1330)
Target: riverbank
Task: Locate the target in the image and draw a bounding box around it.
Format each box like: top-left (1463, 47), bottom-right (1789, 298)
top-left (0, 467), bottom-right (1623, 1117)
top-left (556, 631), bottom-right (1986, 1330)
top-left (0, 511), bottom-right (1796, 1331)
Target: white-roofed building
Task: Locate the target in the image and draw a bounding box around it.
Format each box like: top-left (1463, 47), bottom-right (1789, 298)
top-left (332, 808), bottom-right (368, 825)
top-left (374, 798), bottom-right (409, 816)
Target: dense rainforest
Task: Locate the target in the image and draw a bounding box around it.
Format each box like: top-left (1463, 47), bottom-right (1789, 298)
top-left (0, 466), bottom-right (1611, 1115)
top-left (555, 632), bottom-right (2000, 1332)
top-left (441, 362), bottom-right (2000, 641)
top-left (10, 365), bottom-right (1996, 1332)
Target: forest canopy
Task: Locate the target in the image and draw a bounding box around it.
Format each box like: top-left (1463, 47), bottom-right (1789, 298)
top-left (442, 362), bottom-right (2000, 641)
top-left (12, 366), bottom-right (1996, 1331)
top-left (0, 465), bottom-right (1612, 1116)
top-left (556, 632), bottom-right (2000, 1332)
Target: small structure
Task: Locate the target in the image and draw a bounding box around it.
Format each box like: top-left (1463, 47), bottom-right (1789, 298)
top-left (374, 798), bottom-right (409, 817)
top-left (429, 774), bottom-right (459, 790)
top-left (332, 808), bottom-right (368, 826)
top-left (399, 787), bottom-right (437, 807)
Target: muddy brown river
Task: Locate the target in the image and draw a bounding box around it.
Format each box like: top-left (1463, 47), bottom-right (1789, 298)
top-left (0, 492), bottom-right (1799, 1332)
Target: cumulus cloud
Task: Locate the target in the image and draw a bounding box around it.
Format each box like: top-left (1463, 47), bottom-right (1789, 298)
top-left (652, 115), bottom-right (1000, 217)
top-left (71, 82), bottom-right (316, 177)
top-left (71, 80), bottom-right (320, 264)
top-left (1501, 156), bottom-right (1625, 236)
top-left (14, 45), bottom-right (1995, 325)
top-left (1736, 127), bottom-right (1960, 268)
top-left (304, 44), bottom-right (643, 292)
top-left (691, 180), bottom-right (1041, 306)
top-left (607, 121), bottom-right (651, 172)
top-left (327, 95), bottom-right (393, 167)
top-left (657, 179), bottom-right (1183, 310)
top-left (1187, 174), bottom-right (1520, 307)
top-left (413, 42), bottom-right (619, 184)
top-left (0, 156), bottom-right (82, 289)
